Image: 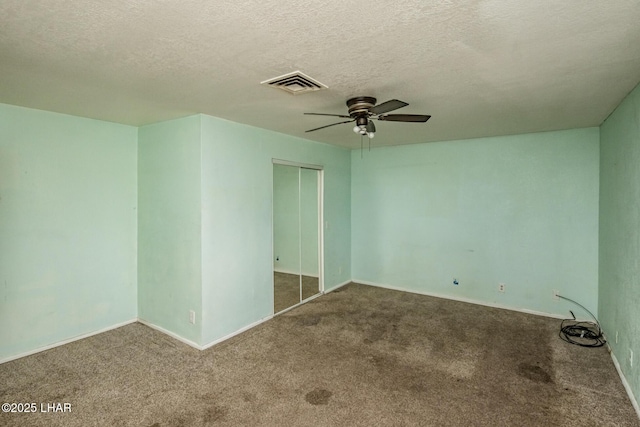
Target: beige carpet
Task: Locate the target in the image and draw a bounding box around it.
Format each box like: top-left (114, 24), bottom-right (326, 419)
top-left (273, 271), bottom-right (319, 313)
top-left (1, 283), bottom-right (638, 427)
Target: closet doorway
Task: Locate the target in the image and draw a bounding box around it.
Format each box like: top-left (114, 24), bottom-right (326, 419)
top-left (272, 160), bottom-right (323, 314)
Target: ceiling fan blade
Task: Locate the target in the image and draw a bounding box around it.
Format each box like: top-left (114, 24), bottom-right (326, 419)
top-left (366, 120), bottom-right (376, 133)
top-left (370, 99), bottom-right (408, 115)
top-left (305, 120), bottom-right (354, 133)
top-left (304, 112), bottom-right (351, 118)
top-left (378, 114), bottom-right (431, 123)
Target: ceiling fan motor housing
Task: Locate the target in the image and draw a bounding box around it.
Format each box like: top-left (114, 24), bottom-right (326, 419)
top-left (346, 96), bottom-right (376, 118)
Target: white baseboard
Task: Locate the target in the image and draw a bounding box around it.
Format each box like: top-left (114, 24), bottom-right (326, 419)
top-left (0, 318), bottom-right (138, 365)
top-left (1, 281), bottom-right (346, 363)
top-left (136, 319), bottom-right (202, 350)
top-left (353, 279), bottom-right (567, 320)
top-left (608, 345), bottom-right (640, 420)
top-left (200, 315), bottom-right (273, 350)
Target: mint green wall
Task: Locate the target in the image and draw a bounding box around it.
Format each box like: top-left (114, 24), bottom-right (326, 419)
top-left (138, 116), bottom-right (202, 345)
top-left (352, 128), bottom-right (599, 317)
top-left (0, 103), bottom-right (137, 361)
top-left (200, 115), bottom-right (351, 345)
top-left (273, 164), bottom-right (300, 274)
top-left (599, 82), bottom-right (640, 404)
top-left (2, 96), bottom-right (616, 377)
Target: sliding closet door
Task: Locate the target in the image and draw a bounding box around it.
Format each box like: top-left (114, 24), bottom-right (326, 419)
top-left (273, 161), bottom-right (323, 314)
top-left (300, 168), bottom-right (320, 301)
top-left (273, 164), bottom-right (301, 313)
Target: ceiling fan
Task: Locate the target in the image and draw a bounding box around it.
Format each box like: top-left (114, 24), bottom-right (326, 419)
top-left (304, 96), bottom-right (431, 139)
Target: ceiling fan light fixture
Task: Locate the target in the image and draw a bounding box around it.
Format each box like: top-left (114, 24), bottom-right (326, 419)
top-left (355, 117), bottom-right (369, 135)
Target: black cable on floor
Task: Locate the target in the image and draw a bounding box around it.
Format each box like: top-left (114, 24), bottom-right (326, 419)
top-left (557, 295), bottom-right (606, 348)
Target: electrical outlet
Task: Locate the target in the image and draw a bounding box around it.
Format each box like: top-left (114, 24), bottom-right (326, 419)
top-left (616, 331), bottom-right (619, 344)
top-left (189, 310), bottom-right (196, 325)
top-left (553, 289), bottom-right (560, 301)
top-left (630, 349), bottom-right (634, 368)
top-left (498, 283), bottom-right (506, 293)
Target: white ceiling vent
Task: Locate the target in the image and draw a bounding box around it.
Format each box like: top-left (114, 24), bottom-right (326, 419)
top-left (261, 71), bottom-right (328, 95)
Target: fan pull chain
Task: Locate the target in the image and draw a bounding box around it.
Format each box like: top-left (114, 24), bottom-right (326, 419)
top-left (360, 134), bottom-right (363, 158)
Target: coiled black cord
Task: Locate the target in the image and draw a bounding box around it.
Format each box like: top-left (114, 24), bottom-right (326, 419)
top-left (558, 295), bottom-right (606, 348)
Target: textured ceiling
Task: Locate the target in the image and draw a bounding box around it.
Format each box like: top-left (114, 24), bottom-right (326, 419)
top-left (1, 1), bottom-right (640, 148)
